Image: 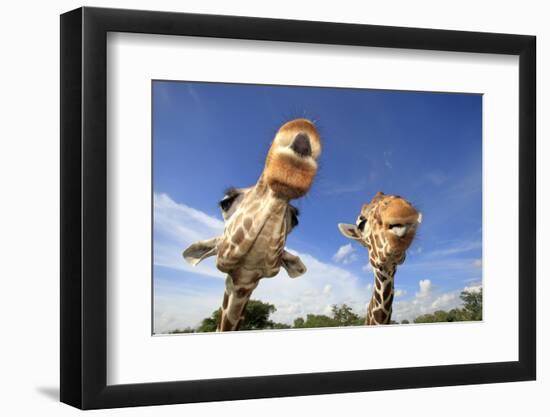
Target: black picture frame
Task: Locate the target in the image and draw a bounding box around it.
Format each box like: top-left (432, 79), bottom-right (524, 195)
top-left (60, 6), bottom-right (536, 410)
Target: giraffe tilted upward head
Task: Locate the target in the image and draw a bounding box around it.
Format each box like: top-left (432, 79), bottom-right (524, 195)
top-left (183, 119), bottom-right (322, 331)
top-left (338, 192), bottom-right (422, 325)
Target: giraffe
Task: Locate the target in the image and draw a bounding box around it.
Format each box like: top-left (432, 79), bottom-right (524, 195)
top-left (338, 192), bottom-right (422, 325)
top-left (183, 119), bottom-right (322, 331)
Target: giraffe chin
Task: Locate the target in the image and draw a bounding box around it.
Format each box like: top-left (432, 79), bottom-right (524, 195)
top-left (267, 179), bottom-right (310, 200)
top-left (264, 156), bottom-right (316, 200)
top-left (386, 232), bottom-right (415, 256)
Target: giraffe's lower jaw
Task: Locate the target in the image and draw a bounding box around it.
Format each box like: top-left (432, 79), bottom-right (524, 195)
top-left (264, 153), bottom-right (316, 200)
top-left (268, 180), bottom-right (309, 200)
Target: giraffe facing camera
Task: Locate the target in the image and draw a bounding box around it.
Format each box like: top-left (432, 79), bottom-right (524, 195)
top-left (338, 191), bottom-right (422, 325)
top-left (182, 119), bottom-right (322, 331)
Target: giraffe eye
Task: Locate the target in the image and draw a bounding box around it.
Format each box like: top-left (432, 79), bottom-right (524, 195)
top-left (219, 193), bottom-right (240, 212)
top-left (358, 219), bottom-right (366, 231)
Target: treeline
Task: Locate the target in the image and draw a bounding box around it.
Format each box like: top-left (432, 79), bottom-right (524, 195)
top-left (168, 289), bottom-right (482, 334)
top-left (413, 289), bottom-right (482, 323)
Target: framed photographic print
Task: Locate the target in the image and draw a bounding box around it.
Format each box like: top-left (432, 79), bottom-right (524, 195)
top-left (60, 6), bottom-right (536, 410)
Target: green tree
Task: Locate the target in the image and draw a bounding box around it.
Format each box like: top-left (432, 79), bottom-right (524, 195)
top-left (271, 322), bottom-right (292, 329)
top-left (413, 289), bottom-right (483, 324)
top-left (293, 317), bottom-right (305, 328)
top-left (293, 304), bottom-right (366, 328)
top-left (460, 289), bottom-right (482, 320)
top-left (331, 304), bottom-right (363, 326)
top-left (196, 299), bottom-right (288, 332)
top-left (169, 327), bottom-right (196, 334)
top-left (242, 299), bottom-right (277, 330)
top-left (197, 309), bottom-right (220, 332)
top-left (293, 314), bottom-right (338, 328)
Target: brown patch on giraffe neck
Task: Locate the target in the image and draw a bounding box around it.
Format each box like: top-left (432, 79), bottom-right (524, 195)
top-left (373, 309), bottom-right (387, 324)
top-left (383, 282), bottom-right (392, 299)
top-left (232, 228), bottom-right (245, 245)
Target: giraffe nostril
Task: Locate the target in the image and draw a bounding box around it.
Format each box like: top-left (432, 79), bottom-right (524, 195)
top-left (290, 133), bottom-right (312, 157)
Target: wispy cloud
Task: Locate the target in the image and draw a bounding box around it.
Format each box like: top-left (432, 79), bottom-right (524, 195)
top-left (332, 243), bottom-right (358, 265)
top-left (186, 84), bottom-right (202, 107)
top-left (423, 239), bottom-right (481, 258)
top-left (423, 171), bottom-right (447, 186)
top-left (383, 150), bottom-right (393, 169)
top-left (154, 192), bottom-right (223, 278)
top-left (317, 178), bottom-right (368, 195)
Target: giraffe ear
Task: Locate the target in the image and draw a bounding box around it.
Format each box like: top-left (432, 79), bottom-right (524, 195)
top-left (338, 223), bottom-right (362, 240)
top-left (281, 250), bottom-right (307, 278)
top-left (183, 237), bottom-right (218, 266)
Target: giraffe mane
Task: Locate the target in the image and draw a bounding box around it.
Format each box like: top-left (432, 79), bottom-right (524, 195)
top-left (288, 204), bottom-right (300, 229)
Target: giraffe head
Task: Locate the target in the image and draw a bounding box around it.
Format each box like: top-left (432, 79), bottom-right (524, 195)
top-left (338, 192), bottom-right (422, 266)
top-left (262, 118), bottom-right (321, 200)
top-left (182, 120), bottom-right (314, 278)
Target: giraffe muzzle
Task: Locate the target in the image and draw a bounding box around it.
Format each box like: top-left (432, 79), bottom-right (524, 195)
top-left (290, 133), bottom-right (312, 157)
top-left (389, 224), bottom-right (410, 238)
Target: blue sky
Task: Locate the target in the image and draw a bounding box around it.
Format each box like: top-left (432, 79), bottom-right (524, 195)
top-left (152, 80), bottom-right (482, 333)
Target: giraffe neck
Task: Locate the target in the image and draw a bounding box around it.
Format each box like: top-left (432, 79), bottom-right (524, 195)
top-left (218, 273), bottom-right (259, 331)
top-left (217, 179), bottom-right (291, 331)
top-left (365, 263), bottom-right (397, 325)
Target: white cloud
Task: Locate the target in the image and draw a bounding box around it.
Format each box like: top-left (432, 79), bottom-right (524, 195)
top-left (472, 258), bottom-right (482, 268)
top-left (154, 192), bottom-right (224, 278)
top-left (430, 292), bottom-right (460, 311)
top-left (154, 280), bottom-right (222, 333)
top-left (417, 279), bottom-right (432, 297)
top-left (255, 250), bottom-right (370, 324)
top-left (394, 288), bottom-right (407, 298)
top-left (332, 243), bottom-right (358, 264)
top-left (362, 263), bottom-right (373, 272)
top-left (392, 279), bottom-right (483, 322)
top-left (153, 193), bottom-right (372, 332)
top-left (464, 284), bottom-right (482, 293)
